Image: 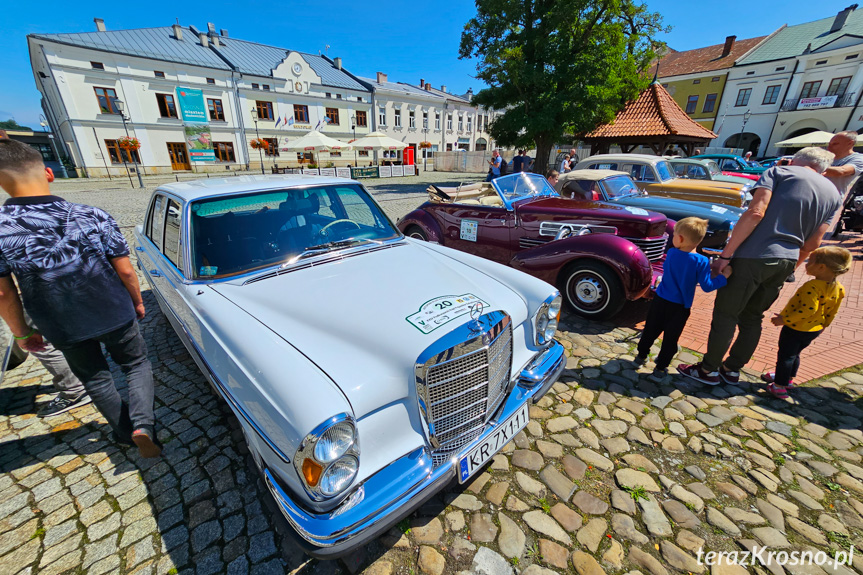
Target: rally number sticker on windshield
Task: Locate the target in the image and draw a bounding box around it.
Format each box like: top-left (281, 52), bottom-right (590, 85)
top-left (406, 294), bottom-right (490, 334)
top-left (460, 219), bottom-right (478, 242)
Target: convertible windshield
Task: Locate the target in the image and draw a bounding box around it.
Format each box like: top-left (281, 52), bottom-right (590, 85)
top-left (655, 161), bottom-right (675, 182)
top-left (493, 173), bottom-right (557, 204)
top-left (190, 184), bottom-right (399, 279)
top-left (603, 176), bottom-right (639, 198)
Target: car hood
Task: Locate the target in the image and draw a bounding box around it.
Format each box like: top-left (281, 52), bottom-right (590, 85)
top-left (655, 178), bottom-right (743, 191)
top-left (209, 241), bottom-right (530, 418)
top-left (518, 196), bottom-right (666, 224)
top-left (712, 174), bottom-right (754, 186)
top-left (615, 196), bottom-right (743, 226)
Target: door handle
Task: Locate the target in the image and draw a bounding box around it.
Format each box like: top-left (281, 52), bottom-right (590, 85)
top-left (149, 269), bottom-right (162, 277)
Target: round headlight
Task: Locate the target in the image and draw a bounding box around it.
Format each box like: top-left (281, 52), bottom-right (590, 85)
top-left (314, 422), bottom-right (355, 463)
top-left (545, 317), bottom-right (558, 340)
top-left (319, 456), bottom-right (359, 496)
top-left (548, 296), bottom-right (562, 319)
top-left (537, 314), bottom-right (549, 342)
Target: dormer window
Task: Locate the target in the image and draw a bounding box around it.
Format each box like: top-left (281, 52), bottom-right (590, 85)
top-left (816, 60), bottom-right (828, 65)
top-left (91, 62), bottom-right (104, 70)
top-left (154, 71), bottom-right (165, 78)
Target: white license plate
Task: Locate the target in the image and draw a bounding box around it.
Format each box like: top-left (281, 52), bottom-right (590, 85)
top-left (458, 403), bottom-right (529, 482)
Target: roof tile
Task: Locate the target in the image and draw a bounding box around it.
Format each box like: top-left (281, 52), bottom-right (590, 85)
top-left (651, 36), bottom-right (766, 77)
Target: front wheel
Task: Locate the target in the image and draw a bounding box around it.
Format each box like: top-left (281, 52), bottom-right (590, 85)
top-left (405, 226), bottom-right (429, 241)
top-left (560, 260), bottom-right (625, 319)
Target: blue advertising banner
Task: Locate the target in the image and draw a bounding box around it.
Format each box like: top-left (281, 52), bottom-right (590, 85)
top-left (176, 87), bottom-right (215, 162)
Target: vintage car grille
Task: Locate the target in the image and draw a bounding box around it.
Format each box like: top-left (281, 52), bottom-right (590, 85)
top-left (623, 235), bottom-right (668, 262)
top-left (416, 315), bottom-right (513, 468)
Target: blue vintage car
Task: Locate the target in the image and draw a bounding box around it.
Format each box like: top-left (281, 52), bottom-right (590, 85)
top-left (554, 170), bottom-right (743, 255)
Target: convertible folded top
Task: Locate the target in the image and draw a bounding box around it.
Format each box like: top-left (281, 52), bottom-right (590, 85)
top-left (427, 183), bottom-right (502, 206)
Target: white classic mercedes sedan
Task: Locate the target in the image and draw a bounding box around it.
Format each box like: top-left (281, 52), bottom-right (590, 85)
top-left (135, 175), bottom-right (565, 557)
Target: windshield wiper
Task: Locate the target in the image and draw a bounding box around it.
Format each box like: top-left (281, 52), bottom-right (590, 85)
top-left (283, 238), bottom-right (376, 266)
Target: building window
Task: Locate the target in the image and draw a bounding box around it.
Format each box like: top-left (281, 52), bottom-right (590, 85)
top-left (685, 95), bottom-right (699, 114)
top-left (326, 92), bottom-right (332, 98)
top-left (435, 112), bottom-right (441, 130)
top-left (294, 104), bottom-right (309, 123)
top-left (746, 71), bottom-right (755, 76)
top-left (252, 83), bottom-right (259, 90)
top-left (91, 62), bottom-right (104, 70)
top-left (394, 109), bottom-right (402, 127)
top-left (458, 115), bottom-right (464, 131)
top-left (378, 106), bottom-right (386, 126)
top-left (477, 115), bottom-right (483, 131)
top-left (846, 54), bottom-right (859, 60)
top-left (800, 81), bottom-right (821, 99)
top-left (816, 59), bottom-right (828, 66)
top-left (357, 96), bottom-right (363, 102)
top-left (693, 79), bottom-right (701, 85)
top-left (207, 98), bottom-right (225, 121)
top-left (409, 110), bottom-right (416, 128)
top-left (262, 84), bottom-right (270, 91)
top-left (94, 87), bottom-right (119, 114)
top-left (263, 138), bottom-right (279, 156)
top-left (255, 101), bottom-right (274, 120)
top-left (712, 76), bottom-right (720, 82)
top-left (104, 139), bottom-right (140, 163)
top-left (735, 88), bottom-right (752, 107)
top-left (206, 78), bottom-right (215, 84)
top-left (325, 107), bottom-right (340, 125)
top-left (703, 93), bottom-right (717, 113)
top-left (422, 111), bottom-right (428, 129)
top-left (156, 93), bottom-right (178, 118)
top-left (358, 150), bottom-right (369, 157)
top-left (827, 76), bottom-right (852, 97)
top-left (355, 110), bottom-right (367, 127)
top-left (154, 71), bottom-right (165, 78)
top-left (467, 115), bottom-right (472, 132)
top-left (214, 142), bottom-right (236, 162)
top-left (775, 66), bottom-right (786, 71)
top-left (762, 85), bottom-right (782, 105)
top-left (29, 143), bottom-right (55, 162)
top-left (336, 94), bottom-right (342, 99)
top-left (447, 113), bottom-right (453, 130)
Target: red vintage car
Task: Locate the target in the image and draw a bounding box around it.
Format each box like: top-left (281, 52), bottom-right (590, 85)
top-left (397, 173), bottom-right (670, 319)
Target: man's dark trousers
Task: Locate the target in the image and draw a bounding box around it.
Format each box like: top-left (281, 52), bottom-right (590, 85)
top-left (637, 295), bottom-right (691, 370)
top-left (59, 320), bottom-right (154, 438)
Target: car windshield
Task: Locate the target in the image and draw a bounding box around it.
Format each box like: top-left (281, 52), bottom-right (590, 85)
top-left (492, 172), bottom-right (557, 204)
top-left (189, 184), bottom-right (399, 279)
top-left (705, 161), bottom-right (722, 176)
top-left (602, 176), bottom-right (639, 198)
top-left (655, 161), bottom-right (675, 182)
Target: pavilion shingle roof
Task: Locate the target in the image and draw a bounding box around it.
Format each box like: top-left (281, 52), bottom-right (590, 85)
top-left (584, 82), bottom-right (717, 140)
top-left (649, 36), bottom-right (766, 78)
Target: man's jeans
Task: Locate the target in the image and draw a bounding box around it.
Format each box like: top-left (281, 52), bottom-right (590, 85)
top-left (703, 258), bottom-right (796, 373)
top-left (31, 341), bottom-right (86, 399)
top-left (59, 320), bottom-right (154, 437)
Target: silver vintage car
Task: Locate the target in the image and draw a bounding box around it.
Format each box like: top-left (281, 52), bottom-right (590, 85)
top-left (135, 175), bottom-right (565, 557)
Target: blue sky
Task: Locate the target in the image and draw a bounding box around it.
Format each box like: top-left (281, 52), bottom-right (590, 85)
top-left (0, 0), bottom-right (850, 129)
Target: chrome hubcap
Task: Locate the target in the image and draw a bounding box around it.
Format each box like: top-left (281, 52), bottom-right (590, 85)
top-left (575, 278), bottom-right (603, 304)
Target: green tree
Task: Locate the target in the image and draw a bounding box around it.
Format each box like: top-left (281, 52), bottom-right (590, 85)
top-left (460, 0), bottom-right (667, 173)
top-left (0, 119), bottom-right (33, 131)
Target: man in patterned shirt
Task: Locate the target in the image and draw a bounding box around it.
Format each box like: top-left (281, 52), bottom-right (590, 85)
top-left (0, 139), bottom-right (160, 458)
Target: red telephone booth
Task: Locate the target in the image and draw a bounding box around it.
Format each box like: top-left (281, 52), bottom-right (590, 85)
top-left (403, 147), bottom-right (415, 166)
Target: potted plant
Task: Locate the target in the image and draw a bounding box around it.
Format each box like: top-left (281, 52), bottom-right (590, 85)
top-left (250, 138), bottom-right (267, 150)
top-left (117, 136), bottom-right (141, 151)
top-left (419, 141), bottom-right (432, 149)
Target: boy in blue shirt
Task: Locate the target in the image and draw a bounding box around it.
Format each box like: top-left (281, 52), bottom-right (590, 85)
top-left (635, 217), bottom-right (732, 381)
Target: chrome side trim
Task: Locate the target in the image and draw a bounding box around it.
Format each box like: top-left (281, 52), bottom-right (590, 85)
top-left (539, 221), bottom-right (618, 238)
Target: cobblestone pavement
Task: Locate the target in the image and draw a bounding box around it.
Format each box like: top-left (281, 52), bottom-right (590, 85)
top-left (1, 174), bottom-right (863, 575)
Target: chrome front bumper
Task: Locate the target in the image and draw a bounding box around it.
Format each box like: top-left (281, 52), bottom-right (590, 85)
top-left (263, 340), bottom-right (565, 558)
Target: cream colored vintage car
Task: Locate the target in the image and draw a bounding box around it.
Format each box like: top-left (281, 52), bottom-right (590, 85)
top-left (574, 154), bottom-right (751, 207)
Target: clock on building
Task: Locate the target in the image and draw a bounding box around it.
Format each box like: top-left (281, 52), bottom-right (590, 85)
top-left (292, 63), bottom-right (303, 75)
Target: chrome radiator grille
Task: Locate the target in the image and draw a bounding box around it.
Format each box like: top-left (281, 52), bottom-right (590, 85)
top-left (416, 314), bottom-right (513, 468)
top-left (624, 235), bottom-right (669, 262)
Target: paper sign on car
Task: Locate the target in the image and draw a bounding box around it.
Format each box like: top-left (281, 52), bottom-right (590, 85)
top-left (406, 294), bottom-right (490, 334)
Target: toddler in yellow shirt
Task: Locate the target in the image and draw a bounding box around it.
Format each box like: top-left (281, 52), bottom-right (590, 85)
top-left (762, 246), bottom-right (852, 398)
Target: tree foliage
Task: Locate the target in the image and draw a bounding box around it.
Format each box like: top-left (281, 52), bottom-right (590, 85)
top-left (460, 0), bottom-right (667, 172)
top-left (0, 119), bottom-right (33, 131)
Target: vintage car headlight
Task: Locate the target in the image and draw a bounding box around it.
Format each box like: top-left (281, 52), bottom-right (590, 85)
top-left (535, 293), bottom-right (562, 346)
top-left (294, 414), bottom-right (359, 500)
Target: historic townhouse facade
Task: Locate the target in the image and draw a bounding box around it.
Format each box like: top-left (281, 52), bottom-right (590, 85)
top-left (28, 20), bottom-right (372, 176)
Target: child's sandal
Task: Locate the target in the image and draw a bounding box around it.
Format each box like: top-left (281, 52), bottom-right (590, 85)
top-left (761, 372), bottom-right (794, 387)
top-left (767, 383), bottom-right (789, 399)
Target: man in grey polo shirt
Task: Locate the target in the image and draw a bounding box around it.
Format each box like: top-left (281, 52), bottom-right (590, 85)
top-left (825, 131), bottom-right (863, 197)
top-left (679, 147), bottom-right (840, 386)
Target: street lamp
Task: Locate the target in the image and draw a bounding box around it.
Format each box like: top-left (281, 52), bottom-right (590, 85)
top-left (737, 109), bottom-right (752, 155)
top-left (113, 100), bottom-right (145, 188)
top-left (251, 106), bottom-right (264, 174)
top-left (38, 114), bottom-right (67, 178)
top-left (422, 119), bottom-right (429, 172)
top-left (351, 114), bottom-right (357, 168)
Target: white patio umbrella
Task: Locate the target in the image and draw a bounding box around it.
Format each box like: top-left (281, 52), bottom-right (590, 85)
top-left (348, 131), bottom-right (407, 151)
top-left (279, 130), bottom-right (352, 152)
top-left (774, 131), bottom-right (838, 148)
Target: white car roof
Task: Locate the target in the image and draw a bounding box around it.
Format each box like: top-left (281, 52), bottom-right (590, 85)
top-left (156, 175), bottom-right (357, 202)
top-left (578, 154), bottom-right (665, 164)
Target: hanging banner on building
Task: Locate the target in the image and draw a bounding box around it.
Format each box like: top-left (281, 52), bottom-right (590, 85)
top-left (797, 96), bottom-right (839, 110)
top-left (176, 87), bottom-right (215, 162)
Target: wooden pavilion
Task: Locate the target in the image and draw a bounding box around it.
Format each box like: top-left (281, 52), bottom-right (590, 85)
top-left (582, 81), bottom-right (717, 156)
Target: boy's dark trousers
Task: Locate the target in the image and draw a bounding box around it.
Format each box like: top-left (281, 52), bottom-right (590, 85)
top-left (774, 326), bottom-right (822, 386)
top-left (637, 295), bottom-right (691, 370)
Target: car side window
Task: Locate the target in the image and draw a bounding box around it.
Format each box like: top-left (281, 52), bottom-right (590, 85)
top-left (163, 198), bottom-right (184, 273)
top-left (147, 195), bottom-right (167, 251)
top-left (689, 165), bottom-right (707, 178)
top-left (673, 164), bottom-right (687, 177)
top-left (721, 159), bottom-right (737, 171)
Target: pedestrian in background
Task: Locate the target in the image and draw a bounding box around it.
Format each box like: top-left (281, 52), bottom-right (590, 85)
top-left (0, 139), bottom-right (160, 458)
top-left (679, 147), bottom-right (841, 386)
top-left (761, 246), bottom-right (851, 398)
top-left (512, 150), bottom-right (524, 173)
top-left (546, 169), bottom-right (560, 187)
top-left (486, 149), bottom-right (503, 181)
top-left (559, 154), bottom-right (571, 173)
